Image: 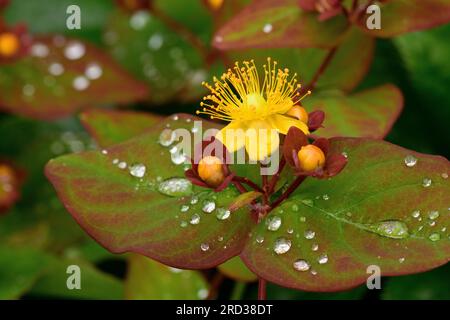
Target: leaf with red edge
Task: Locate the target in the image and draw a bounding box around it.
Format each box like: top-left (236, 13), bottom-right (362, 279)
top-left (0, 36), bottom-right (148, 120)
top-left (303, 84), bottom-right (403, 138)
top-left (0, 162), bottom-right (21, 214)
top-left (45, 114), bottom-right (254, 269)
top-left (213, 0), bottom-right (348, 50)
top-left (242, 138), bottom-right (450, 291)
top-left (357, 0), bottom-right (450, 38)
top-left (80, 109), bottom-right (163, 148)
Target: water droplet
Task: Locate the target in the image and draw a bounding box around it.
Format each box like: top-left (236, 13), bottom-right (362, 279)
top-left (101, 149), bottom-right (108, 155)
top-left (422, 178), bottom-right (432, 188)
top-left (273, 238), bottom-right (291, 255)
top-left (411, 210), bottom-right (421, 218)
top-left (256, 235), bottom-right (264, 244)
top-left (190, 214), bottom-right (200, 225)
top-left (318, 254), bottom-right (328, 264)
top-left (287, 228), bottom-right (294, 234)
top-left (291, 204), bottom-right (299, 212)
top-left (118, 161), bottom-right (127, 169)
top-left (129, 163), bottom-right (146, 178)
top-left (22, 84), bottom-right (35, 97)
top-left (202, 201), bottom-right (216, 213)
top-left (429, 233), bottom-right (440, 242)
top-left (293, 259), bottom-right (310, 271)
top-left (85, 63), bottom-right (103, 80)
top-left (31, 43), bottom-right (49, 57)
top-left (262, 23), bottom-right (273, 33)
top-left (64, 41), bottom-right (86, 60)
top-left (441, 227), bottom-right (446, 232)
top-left (73, 76), bottom-right (90, 91)
top-left (158, 178), bottom-right (192, 197)
top-left (180, 221), bottom-right (188, 228)
top-left (172, 115), bottom-right (179, 121)
top-left (428, 211), bottom-right (439, 220)
top-left (267, 216), bottom-right (282, 231)
top-left (311, 243), bottom-right (319, 251)
top-left (311, 269), bottom-right (318, 276)
top-left (200, 243), bottom-right (209, 251)
top-left (304, 230), bottom-right (315, 240)
top-left (129, 10), bottom-right (150, 30)
top-left (218, 236), bottom-right (224, 242)
top-left (158, 129), bottom-right (176, 146)
top-left (148, 33), bottom-right (164, 50)
top-left (171, 151), bottom-right (186, 165)
top-left (190, 196), bottom-right (199, 205)
top-left (368, 220), bottom-right (409, 239)
top-left (441, 173), bottom-right (448, 179)
top-left (322, 194), bottom-right (329, 201)
top-left (404, 155), bottom-right (417, 167)
top-left (216, 208), bottom-right (231, 220)
top-left (299, 216), bottom-right (306, 222)
top-left (341, 152), bottom-right (348, 158)
top-left (48, 63), bottom-right (64, 76)
top-left (398, 257), bottom-right (405, 263)
top-left (112, 159), bottom-right (119, 165)
top-left (180, 205), bottom-right (190, 212)
top-left (429, 221), bottom-right (436, 227)
top-left (197, 288), bottom-right (209, 299)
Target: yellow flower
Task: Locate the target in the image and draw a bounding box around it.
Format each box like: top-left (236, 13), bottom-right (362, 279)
top-left (197, 58), bottom-right (310, 161)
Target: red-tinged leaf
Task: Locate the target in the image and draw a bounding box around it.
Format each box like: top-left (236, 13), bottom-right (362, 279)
top-left (242, 138), bottom-right (450, 291)
top-left (357, 0), bottom-right (450, 38)
top-left (80, 109), bottom-right (163, 148)
top-left (213, 0), bottom-right (348, 50)
top-left (303, 84), bottom-right (403, 138)
top-left (0, 162), bottom-right (21, 214)
top-left (0, 36), bottom-right (148, 120)
top-left (45, 114), bottom-right (255, 269)
top-left (218, 256), bottom-right (257, 282)
top-left (124, 254), bottom-right (209, 299)
top-left (229, 191), bottom-right (262, 212)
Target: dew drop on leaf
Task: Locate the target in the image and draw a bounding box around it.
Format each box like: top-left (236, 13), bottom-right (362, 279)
top-left (85, 63), bottom-right (103, 80)
top-left (197, 288), bottom-right (209, 299)
top-left (368, 220), bottom-right (409, 239)
top-left (180, 221), bottom-right (188, 228)
top-left (291, 204), bottom-right (299, 212)
top-left (157, 178), bottom-right (192, 197)
top-left (273, 238), bottom-right (291, 255)
top-left (428, 211), bottom-right (439, 220)
top-left (262, 23), bottom-right (273, 33)
top-left (200, 243), bottom-right (209, 251)
top-left (216, 208), bottom-right (231, 221)
top-left (411, 210), bottom-right (421, 218)
top-left (304, 230), bottom-right (315, 240)
top-left (422, 178), bottom-right (432, 188)
top-left (180, 205), bottom-right (189, 212)
top-left (317, 254), bottom-right (328, 265)
top-left (31, 43), bottom-right (49, 57)
top-left (202, 201), bottom-right (216, 213)
top-left (293, 259), bottom-right (310, 272)
top-left (129, 163), bottom-right (146, 178)
top-left (311, 243), bottom-right (319, 251)
top-left (404, 155), bottom-right (417, 167)
top-left (64, 41), bottom-right (86, 60)
top-left (429, 233), bottom-right (441, 242)
top-left (256, 235), bottom-right (264, 244)
top-left (266, 216), bottom-right (282, 231)
top-left (190, 214), bottom-right (200, 225)
top-left (158, 128), bottom-right (176, 147)
top-left (73, 76), bottom-right (90, 91)
top-left (118, 161), bottom-right (127, 169)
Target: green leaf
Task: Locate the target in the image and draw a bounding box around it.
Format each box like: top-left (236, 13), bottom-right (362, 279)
top-left (382, 264), bottom-right (450, 300)
top-left (29, 257), bottom-right (123, 299)
top-left (357, 0), bottom-right (450, 38)
top-left (0, 36), bottom-right (148, 120)
top-left (46, 114), bottom-right (254, 269)
top-left (124, 254), bottom-right (209, 299)
top-left (242, 138), bottom-right (450, 291)
top-left (0, 246), bottom-right (51, 299)
top-left (80, 109), bottom-right (163, 148)
top-left (218, 256), bottom-right (257, 282)
top-left (303, 84), bottom-right (403, 138)
top-left (213, 0), bottom-right (348, 50)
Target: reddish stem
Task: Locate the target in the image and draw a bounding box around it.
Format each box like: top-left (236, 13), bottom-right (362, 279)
top-left (302, 47), bottom-right (338, 94)
top-left (270, 176), bottom-right (306, 210)
top-left (233, 176), bottom-right (264, 193)
top-left (232, 181), bottom-right (247, 194)
top-left (267, 157), bottom-right (286, 195)
top-left (258, 278), bottom-right (267, 300)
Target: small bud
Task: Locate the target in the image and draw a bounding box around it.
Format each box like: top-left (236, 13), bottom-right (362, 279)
top-left (0, 32), bottom-right (20, 57)
top-left (287, 105), bottom-right (309, 123)
top-left (297, 145), bottom-right (325, 172)
top-left (198, 156), bottom-right (225, 187)
top-left (207, 0), bottom-right (224, 11)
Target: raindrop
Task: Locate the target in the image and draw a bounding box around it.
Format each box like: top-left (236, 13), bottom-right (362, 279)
top-left (256, 235), bottom-right (264, 244)
top-left (368, 220), bottom-right (409, 239)
top-left (172, 115), bottom-right (179, 121)
top-left (441, 173), bottom-right (449, 179)
top-left (85, 63), bottom-right (103, 80)
top-left (202, 201), bottom-right (216, 213)
top-left (404, 155), bottom-right (417, 167)
top-left (429, 221), bottom-right (436, 227)
top-left (171, 151), bottom-right (186, 165)
top-left (118, 161), bottom-right (127, 169)
top-left (200, 243), bottom-right (209, 251)
top-left (22, 84), bottom-right (35, 97)
top-left (31, 43), bottom-right (49, 57)
top-left (180, 205), bottom-right (190, 212)
top-left (273, 238), bottom-right (291, 255)
top-left (311, 270), bottom-right (318, 276)
top-left (322, 194), bottom-right (329, 201)
top-left (64, 41), bottom-right (86, 60)
top-left (129, 11), bottom-right (150, 30)
top-left (157, 178), bottom-right (193, 197)
top-left (112, 159), bottom-right (119, 165)
top-left (267, 216), bottom-right (282, 231)
top-left (73, 76), bottom-right (90, 91)
top-left (158, 129), bottom-right (176, 146)
top-left (317, 254), bottom-right (328, 264)
top-left (190, 214), bottom-right (200, 225)
top-left (299, 216), bottom-right (306, 222)
top-left (216, 208), bottom-right (231, 220)
top-left (311, 243), bottom-right (319, 251)
top-left (198, 288), bottom-right (209, 299)
top-left (341, 152), bottom-right (348, 158)
top-left (411, 210), bottom-right (421, 218)
top-left (180, 221), bottom-right (188, 228)
top-left (291, 204), bottom-right (299, 212)
top-left (304, 230), bottom-right (315, 240)
top-left (190, 196), bottom-right (199, 205)
top-left (422, 178), bottom-right (432, 188)
top-left (148, 33), bottom-right (164, 50)
top-left (287, 228), bottom-right (294, 234)
top-left (101, 149), bottom-right (108, 155)
top-left (48, 63), bottom-right (64, 76)
top-left (218, 236), bottom-right (224, 242)
top-left (129, 163), bottom-right (146, 178)
top-left (428, 211), bottom-right (439, 220)
top-left (293, 259), bottom-right (310, 272)
top-left (262, 23), bottom-right (273, 33)
top-left (429, 233), bottom-right (440, 242)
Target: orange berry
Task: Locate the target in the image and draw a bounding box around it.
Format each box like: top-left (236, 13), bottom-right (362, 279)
top-left (297, 145), bottom-right (325, 172)
top-left (207, 0), bottom-right (224, 10)
top-left (198, 156), bottom-right (225, 187)
top-left (287, 105), bottom-right (309, 123)
top-left (0, 32), bottom-right (20, 58)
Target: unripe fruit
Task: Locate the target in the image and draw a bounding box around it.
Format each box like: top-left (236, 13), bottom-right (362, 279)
top-left (297, 145), bottom-right (325, 172)
top-left (0, 33), bottom-right (20, 57)
top-left (287, 105), bottom-right (309, 123)
top-left (198, 156), bottom-right (225, 187)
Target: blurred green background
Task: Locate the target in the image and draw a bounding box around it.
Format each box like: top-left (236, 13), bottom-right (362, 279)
top-left (0, 0), bottom-right (448, 300)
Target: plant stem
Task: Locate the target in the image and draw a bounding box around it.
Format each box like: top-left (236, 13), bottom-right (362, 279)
top-left (230, 282), bottom-right (246, 300)
top-left (207, 272), bottom-right (225, 300)
top-left (258, 278), bottom-right (267, 300)
top-left (233, 176), bottom-right (264, 193)
top-left (267, 157), bottom-right (286, 195)
top-left (232, 181), bottom-right (248, 194)
top-left (302, 47), bottom-right (338, 94)
top-left (270, 176), bottom-right (306, 210)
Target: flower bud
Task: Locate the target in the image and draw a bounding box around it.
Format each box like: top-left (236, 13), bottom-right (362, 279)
top-left (0, 32), bottom-right (20, 57)
top-left (207, 0), bottom-right (224, 11)
top-left (297, 144), bottom-right (325, 172)
top-left (287, 105), bottom-right (309, 123)
top-left (198, 156), bottom-right (225, 187)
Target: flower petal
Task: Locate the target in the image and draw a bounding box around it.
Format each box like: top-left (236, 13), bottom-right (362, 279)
top-left (244, 120), bottom-right (280, 161)
top-left (267, 114), bottom-right (310, 135)
top-left (216, 121), bottom-right (246, 153)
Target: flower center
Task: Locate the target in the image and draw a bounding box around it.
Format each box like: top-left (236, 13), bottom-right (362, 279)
top-left (0, 33), bottom-right (20, 58)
